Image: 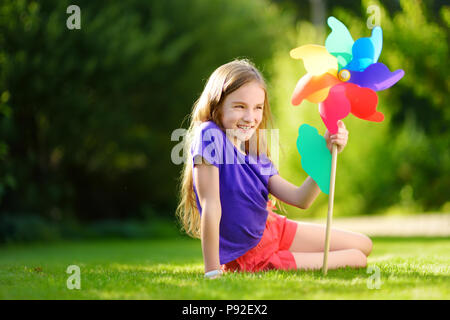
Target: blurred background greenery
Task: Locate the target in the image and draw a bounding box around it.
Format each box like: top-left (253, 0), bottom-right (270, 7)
top-left (0, 0), bottom-right (448, 243)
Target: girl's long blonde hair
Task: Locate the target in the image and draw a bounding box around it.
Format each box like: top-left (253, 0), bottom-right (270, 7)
top-left (176, 59), bottom-right (277, 238)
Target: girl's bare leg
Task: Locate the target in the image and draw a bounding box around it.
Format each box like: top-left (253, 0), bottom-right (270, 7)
top-left (291, 249), bottom-right (367, 271)
top-left (288, 220), bottom-right (373, 256)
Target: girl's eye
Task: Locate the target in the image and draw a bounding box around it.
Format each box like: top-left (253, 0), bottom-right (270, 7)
top-left (234, 105), bottom-right (244, 109)
top-left (256, 106), bottom-right (263, 110)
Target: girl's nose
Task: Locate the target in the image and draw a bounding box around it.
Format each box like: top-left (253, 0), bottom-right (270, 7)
top-left (243, 109), bottom-right (255, 122)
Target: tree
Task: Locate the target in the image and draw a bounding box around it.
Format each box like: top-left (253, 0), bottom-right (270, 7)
top-left (0, 0), bottom-right (291, 221)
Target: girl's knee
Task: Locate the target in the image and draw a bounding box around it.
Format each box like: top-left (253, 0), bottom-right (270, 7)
top-left (360, 235), bottom-right (373, 257)
top-left (349, 249), bottom-right (367, 268)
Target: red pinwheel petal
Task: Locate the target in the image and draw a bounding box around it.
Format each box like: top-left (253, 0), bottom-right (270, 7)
top-left (343, 83), bottom-right (383, 122)
top-left (366, 111), bottom-right (384, 122)
top-left (319, 83), bottom-right (351, 134)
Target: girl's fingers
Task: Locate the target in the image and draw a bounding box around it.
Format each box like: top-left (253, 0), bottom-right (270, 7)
top-left (337, 120), bottom-right (346, 129)
top-left (331, 134), bottom-right (348, 142)
top-left (331, 135), bottom-right (347, 140)
top-left (331, 138), bottom-right (347, 146)
top-left (331, 123), bottom-right (348, 152)
top-left (336, 131), bottom-right (348, 138)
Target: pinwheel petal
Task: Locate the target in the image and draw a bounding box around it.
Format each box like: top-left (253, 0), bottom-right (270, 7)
top-left (348, 63), bottom-right (405, 91)
top-left (325, 16), bottom-right (354, 70)
top-left (366, 111), bottom-right (384, 122)
top-left (342, 83), bottom-right (382, 122)
top-left (319, 84), bottom-right (351, 134)
top-left (345, 38), bottom-right (375, 72)
top-left (345, 26), bottom-right (383, 72)
top-left (306, 87), bottom-right (332, 103)
top-left (296, 124), bottom-right (331, 194)
top-left (290, 45), bottom-right (338, 76)
top-left (291, 72), bottom-right (340, 106)
top-left (370, 26), bottom-right (383, 63)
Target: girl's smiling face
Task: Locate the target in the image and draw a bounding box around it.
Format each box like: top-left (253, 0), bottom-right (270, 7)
top-left (220, 81), bottom-right (265, 150)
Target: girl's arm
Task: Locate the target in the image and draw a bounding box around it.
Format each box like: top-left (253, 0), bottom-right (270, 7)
top-left (268, 175), bottom-right (320, 209)
top-left (193, 157), bottom-right (222, 273)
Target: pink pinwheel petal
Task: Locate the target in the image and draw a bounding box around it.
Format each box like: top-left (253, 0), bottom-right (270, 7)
top-left (319, 84), bottom-right (351, 134)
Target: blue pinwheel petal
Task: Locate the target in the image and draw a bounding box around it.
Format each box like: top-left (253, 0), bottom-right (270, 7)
top-left (370, 27), bottom-right (383, 63)
top-left (348, 63), bottom-right (405, 91)
top-left (345, 38), bottom-right (375, 71)
top-left (345, 26), bottom-right (383, 72)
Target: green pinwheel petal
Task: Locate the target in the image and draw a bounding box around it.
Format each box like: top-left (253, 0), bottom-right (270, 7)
top-left (325, 16), bottom-right (354, 70)
top-left (296, 124), bottom-right (331, 195)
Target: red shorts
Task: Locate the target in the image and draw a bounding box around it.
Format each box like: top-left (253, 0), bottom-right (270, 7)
top-left (222, 206), bottom-right (297, 272)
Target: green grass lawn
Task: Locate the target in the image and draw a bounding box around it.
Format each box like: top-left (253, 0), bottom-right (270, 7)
top-left (0, 237), bottom-right (448, 299)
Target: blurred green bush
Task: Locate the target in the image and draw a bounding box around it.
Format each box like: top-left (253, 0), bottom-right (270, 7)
top-left (0, 0), bottom-right (290, 227)
top-left (0, 213), bottom-right (179, 243)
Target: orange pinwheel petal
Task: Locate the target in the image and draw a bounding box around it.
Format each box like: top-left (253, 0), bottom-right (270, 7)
top-left (306, 87), bottom-right (331, 103)
top-left (291, 72), bottom-right (340, 106)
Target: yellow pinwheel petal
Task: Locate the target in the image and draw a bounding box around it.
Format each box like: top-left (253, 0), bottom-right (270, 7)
top-left (290, 45), bottom-right (338, 76)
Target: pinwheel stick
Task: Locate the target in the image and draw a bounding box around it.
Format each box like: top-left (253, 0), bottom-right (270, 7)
top-left (322, 143), bottom-right (338, 275)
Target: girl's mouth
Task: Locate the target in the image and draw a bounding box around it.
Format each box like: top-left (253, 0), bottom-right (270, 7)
top-left (237, 124), bottom-right (253, 132)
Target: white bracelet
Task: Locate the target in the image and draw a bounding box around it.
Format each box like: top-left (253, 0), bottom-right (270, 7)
top-left (204, 269), bottom-right (223, 278)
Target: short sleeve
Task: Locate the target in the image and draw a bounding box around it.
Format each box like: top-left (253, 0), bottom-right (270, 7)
top-left (190, 121), bottom-right (224, 168)
top-left (258, 154), bottom-right (279, 177)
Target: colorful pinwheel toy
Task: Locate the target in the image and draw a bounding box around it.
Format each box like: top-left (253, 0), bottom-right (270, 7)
top-left (290, 16), bottom-right (404, 275)
top-left (291, 16), bottom-right (404, 134)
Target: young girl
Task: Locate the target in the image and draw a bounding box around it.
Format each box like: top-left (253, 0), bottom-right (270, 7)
top-left (176, 59), bottom-right (372, 279)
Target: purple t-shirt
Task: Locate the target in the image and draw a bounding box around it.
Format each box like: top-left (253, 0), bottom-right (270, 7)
top-left (191, 121), bottom-right (278, 264)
